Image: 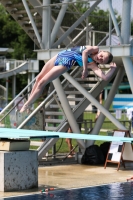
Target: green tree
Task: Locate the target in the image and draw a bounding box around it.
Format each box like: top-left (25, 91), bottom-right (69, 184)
top-left (0, 4), bottom-right (37, 97)
top-left (0, 4), bottom-right (36, 60)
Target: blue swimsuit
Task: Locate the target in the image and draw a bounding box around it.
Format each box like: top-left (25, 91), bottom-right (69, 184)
top-left (54, 46), bottom-right (94, 70)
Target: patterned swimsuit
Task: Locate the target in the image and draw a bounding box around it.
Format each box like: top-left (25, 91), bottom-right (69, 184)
top-left (54, 46), bottom-right (94, 70)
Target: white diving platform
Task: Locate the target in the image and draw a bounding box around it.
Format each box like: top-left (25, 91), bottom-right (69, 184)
top-left (36, 45), bottom-right (133, 65)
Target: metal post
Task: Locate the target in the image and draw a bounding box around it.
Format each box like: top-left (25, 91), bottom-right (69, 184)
top-left (12, 76), bottom-right (16, 99)
top-left (89, 31), bottom-right (91, 45)
top-left (28, 73), bottom-right (31, 98)
top-left (86, 66), bottom-right (126, 147)
top-left (121, 0), bottom-right (133, 93)
top-left (121, 0), bottom-right (131, 44)
top-left (98, 21), bottom-right (121, 46)
top-left (12, 60), bottom-right (17, 98)
top-left (67, 24), bottom-right (92, 48)
top-left (63, 72), bottom-right (127, 130)
top-left (92, 32), bottom-right (95, 46)
top-left (86, 17), bottom-right (89, 45)
top-left (106, 0), bottom-right (123, 43)
top-left (42, 0), bottom-right (51, 48)
top-left (22, 0), bottom-right (43, 48)
top-left (109, 0), bottom-right (112, 45)
top-left (104, 89), bottom-right (107, 100)
top-left (6, 79), bottom-right (8, 104)
top-left (52, 0), bottom-right (102, 48)
top-left (53, 78), bottom-right (86, 150)
top-left (51, 0), bottom-right (70, 46)
top-left (122, 58), bottom-right (133, 93)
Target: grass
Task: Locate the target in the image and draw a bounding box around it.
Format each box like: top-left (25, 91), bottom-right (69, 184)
top-left (0, 112), bottom-right (11, 128)
top-left (30, 131), bottom-right (110, 153)
top-left (30, 138), bottom-right (78, 153)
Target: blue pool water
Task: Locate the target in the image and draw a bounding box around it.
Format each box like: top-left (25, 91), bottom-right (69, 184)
top-left (4, 182), bottom-right (133, 200)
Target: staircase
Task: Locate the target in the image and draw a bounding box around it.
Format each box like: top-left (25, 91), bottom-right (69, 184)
top-left (44, 68), bottom-right (100, 131)
top-left (1, 0), bottom-right (88, 48)
top-left (0, 61), bottom-right (28, 79)
top-left (34, 66), bottom-right (116, 160)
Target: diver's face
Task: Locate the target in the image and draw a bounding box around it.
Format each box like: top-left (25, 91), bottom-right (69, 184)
top-left (94, 51), bottom-right (109, 64)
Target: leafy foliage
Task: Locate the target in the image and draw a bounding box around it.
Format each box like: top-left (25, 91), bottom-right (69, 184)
top-left (0, 4), bottom-right (37, 96)
top-left (0, 4), bottom-right (36, 60)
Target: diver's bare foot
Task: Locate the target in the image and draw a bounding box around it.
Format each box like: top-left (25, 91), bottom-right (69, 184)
top-left (68, 154), bottom-right (73, 158)
top-left (68, 152), bottom-right (75, 157)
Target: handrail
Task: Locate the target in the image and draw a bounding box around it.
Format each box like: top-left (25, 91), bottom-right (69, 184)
top-left (0, 91), bottom-right (31, 123)
top-left (0, 64), bottom-right (79, 124)
top-left (1, 63), bottom-right (106, 130)
top-left (0, 77), bottom-right (36, 115)
top-left (17, 66), bottom-right (103, 129)
top-left (17, 66), bottom-right (80, 128)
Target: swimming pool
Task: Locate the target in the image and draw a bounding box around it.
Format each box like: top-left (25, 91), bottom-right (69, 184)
top-left (3, 182), bottom-right (133, 200)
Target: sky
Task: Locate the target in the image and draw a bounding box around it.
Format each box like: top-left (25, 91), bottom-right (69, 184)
top-left (91, 0), bottom-right (133, 20)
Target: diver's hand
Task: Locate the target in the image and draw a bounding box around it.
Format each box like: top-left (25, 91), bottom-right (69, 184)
top-left (81, 69), bottom-right (88, 79)
top-left (110, 62), bottom-right (117, 68)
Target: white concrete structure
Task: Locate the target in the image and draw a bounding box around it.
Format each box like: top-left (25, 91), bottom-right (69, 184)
top-left (0, 150), bottom-right (38, 191)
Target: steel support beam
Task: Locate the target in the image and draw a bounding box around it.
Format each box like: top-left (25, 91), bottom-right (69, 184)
top-left (22, 0), bottom-right (44, 48)
top-left (63, 72), bottom-right (127, 130)
top-left (121, 0), bottom-right (132, 44)
top-left (53, 78), bottom-right (86, 150)
top-left (12, 75), bottom-right (16, 99)
top-left (51, 0), bottom-right (70, 46)
top-left (42, 0), bottom-right (51, 48)
top-left (29, 0), bottom-right (72, 46)
top-left (106, 0), bottom-right (123, 43)
top-left (108, 0), bottom-right (112, 45)
top-left (122, 57), bottom-right (133, 93)
top-left (121, 0), bottom-right (133, 93)
top-left (86, 66), bottom-right (126, 147)
top-left (28, 0), bottom-right (42, 15)
top-left (52, 0), bottom-right (102, 48)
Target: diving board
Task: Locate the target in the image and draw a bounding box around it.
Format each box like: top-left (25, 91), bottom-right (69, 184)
top-left (0, 128), bottom-right (133, 143)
